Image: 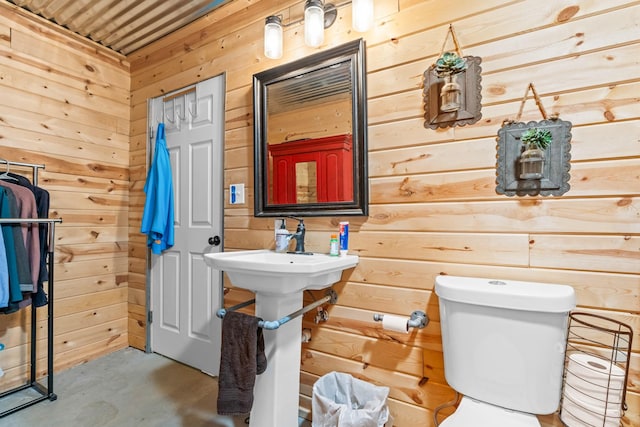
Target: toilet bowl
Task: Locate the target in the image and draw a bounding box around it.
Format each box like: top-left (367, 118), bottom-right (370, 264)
top-left (435, 275), bottom-right (576, 426)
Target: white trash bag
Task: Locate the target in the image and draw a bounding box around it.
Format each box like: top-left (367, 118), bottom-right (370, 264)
top-left (312, 371), bottom-right (392, 427)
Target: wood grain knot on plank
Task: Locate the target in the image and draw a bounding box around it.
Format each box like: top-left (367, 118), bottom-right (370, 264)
top-left (557, 6), bottom-right (579, 22)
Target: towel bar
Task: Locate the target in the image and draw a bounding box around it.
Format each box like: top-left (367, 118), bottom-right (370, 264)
top-left (216, 298), bottom-right (256, 319)
top-left (216, 289), bottom-right (338, 330)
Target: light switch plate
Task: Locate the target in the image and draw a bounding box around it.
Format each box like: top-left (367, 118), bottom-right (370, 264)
top-left (230, 183), bottom-right (245, 204)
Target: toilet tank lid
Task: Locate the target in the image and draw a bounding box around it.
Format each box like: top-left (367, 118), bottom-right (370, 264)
top-left (435, 275), bottom-right (576, 312)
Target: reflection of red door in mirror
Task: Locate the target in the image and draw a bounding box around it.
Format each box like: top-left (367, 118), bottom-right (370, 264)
top-left (268, 134), bottom-right (353, 204)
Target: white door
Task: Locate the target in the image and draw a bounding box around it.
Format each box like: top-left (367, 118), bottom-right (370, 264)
top-left (148, 75), bottom-right (225, 375)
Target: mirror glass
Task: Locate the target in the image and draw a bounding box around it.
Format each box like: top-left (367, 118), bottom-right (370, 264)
top-left (253, 39), bottom-right (368, 217)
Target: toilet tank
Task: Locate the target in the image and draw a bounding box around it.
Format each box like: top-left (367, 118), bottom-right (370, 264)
top-left (435, 275), bottom-right (575, 415)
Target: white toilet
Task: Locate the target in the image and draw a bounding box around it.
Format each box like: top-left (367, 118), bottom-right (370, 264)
top-left (434, 275), bottom-right (576, 427)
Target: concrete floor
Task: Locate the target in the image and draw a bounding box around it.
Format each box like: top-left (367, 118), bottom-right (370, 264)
top-left (0, 347), bottom-right (312, 427)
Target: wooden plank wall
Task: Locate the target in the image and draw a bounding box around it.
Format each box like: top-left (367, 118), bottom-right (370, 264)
top-left (0, 2), bottom-right (130, 392)
top-left (127, 0), bottom-right (640, 426)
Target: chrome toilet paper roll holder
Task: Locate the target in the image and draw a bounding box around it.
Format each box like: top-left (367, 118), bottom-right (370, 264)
top-left (373, 311), bottom-right (428, 329)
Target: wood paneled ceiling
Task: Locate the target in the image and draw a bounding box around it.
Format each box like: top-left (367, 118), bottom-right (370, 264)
top-left (8, 0), bottom-right (231, 55)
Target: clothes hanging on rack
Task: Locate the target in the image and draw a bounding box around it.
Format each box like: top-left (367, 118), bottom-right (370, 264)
top-left (0, 210), bottom-right (9, 308)
top-left (4, 173), bottom-right (51, 306)
top-left (0, 181), bottom-right (40, 286)
top-left (0, 166), bottom-right (49, 312)
top-left (0, 186), bottom-right (29, 311)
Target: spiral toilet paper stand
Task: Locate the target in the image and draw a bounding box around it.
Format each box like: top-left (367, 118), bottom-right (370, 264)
top-left (373, 311), bottom-right (428, 329)
top-left (560, 311), bottom-right (633, 427)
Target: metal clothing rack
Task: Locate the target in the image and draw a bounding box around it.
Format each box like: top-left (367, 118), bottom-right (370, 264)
top-left (216, 289), bottom-right (338, 330)
top-left (0, 160), bottom-right (62, 417)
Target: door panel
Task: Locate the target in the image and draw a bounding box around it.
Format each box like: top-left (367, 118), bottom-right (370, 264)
top-left (149, 75), bottom-right (224, 376)
top-left (160, 252), bottom-right (181, 332)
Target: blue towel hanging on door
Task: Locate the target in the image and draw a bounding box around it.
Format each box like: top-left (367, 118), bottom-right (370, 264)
top-left (141, 123), bottom-right (175, 254)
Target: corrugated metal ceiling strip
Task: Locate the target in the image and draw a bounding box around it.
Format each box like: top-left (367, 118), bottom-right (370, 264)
top-left (8, 0), bottom-right (231, 54)
top-left (107, 1), bottom-right (217, 52)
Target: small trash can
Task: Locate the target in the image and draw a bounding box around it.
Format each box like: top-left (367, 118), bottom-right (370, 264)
top-left (312, 371), bottom-right (392, 427)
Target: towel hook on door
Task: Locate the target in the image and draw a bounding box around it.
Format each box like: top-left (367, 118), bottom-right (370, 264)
top-left (176, 95), bottom-right (187, 122)
top-left (188, 85), bottom-right (199, 119)
top-left (163, 99), bottom-right (176, 124)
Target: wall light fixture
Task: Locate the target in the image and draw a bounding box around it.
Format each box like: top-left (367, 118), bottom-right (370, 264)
top-left (263, 0), bottom-right (373, 59)
top-left (264, 16), bottom-right (284, 59)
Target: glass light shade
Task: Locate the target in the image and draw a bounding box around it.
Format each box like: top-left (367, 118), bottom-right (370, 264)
top-left (352, 0), bottom-right (374, 32)
top-left (264, 16), bottom-right (283, 59)
top-left (304, 0), bottom-right (324, 47)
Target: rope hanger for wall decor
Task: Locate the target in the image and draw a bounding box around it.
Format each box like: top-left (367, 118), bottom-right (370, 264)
top-left (516, 82), bottom-right (549, 122)
top-left (439, 24), bottom-right (464, 58)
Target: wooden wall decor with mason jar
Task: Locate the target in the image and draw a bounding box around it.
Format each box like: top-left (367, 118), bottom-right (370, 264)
top-left (423, 24), bottom-right (482, 129)
top-left (496, 83), bottom-right (572, 197)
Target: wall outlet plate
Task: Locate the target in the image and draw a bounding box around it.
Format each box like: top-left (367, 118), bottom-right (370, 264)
top-left (230, 183), bottom-right (245, 204)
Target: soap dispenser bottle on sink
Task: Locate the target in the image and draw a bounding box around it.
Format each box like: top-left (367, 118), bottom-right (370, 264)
top-left (275, 219), bottom-right (289, 253)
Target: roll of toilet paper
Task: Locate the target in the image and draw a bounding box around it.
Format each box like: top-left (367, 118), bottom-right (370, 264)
top-left (382, 315), bottom-right (409, 334)
top-left (561, 386), bottom-right (621, 427)
top-left (564, 353), bottom-right (625, 408)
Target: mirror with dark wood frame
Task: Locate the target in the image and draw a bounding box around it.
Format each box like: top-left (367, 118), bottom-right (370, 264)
top-left (253, 39), bottom-right (368, 217)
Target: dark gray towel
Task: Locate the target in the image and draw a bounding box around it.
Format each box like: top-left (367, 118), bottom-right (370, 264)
top-left (217, 311), bottom-right (267, 415)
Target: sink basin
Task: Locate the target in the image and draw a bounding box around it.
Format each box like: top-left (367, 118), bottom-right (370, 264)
top-left (204, 249), bottom-right (358, 295)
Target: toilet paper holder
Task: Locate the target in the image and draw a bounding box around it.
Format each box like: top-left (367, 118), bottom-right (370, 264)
top-left (560, 311), bottom-right (633, 427)
top-left (373, 310), bottom-right (428, 329)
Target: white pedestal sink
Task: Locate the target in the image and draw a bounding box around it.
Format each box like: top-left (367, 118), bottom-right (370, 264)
top-left (204, 249), bottom-right (358, 427)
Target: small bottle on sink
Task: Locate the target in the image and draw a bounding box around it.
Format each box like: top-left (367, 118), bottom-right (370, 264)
top-left (329, 234), bottom-right (339, 256)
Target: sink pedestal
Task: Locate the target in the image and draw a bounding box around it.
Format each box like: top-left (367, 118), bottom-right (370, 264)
top-left (251, 292), bottom-right (303, 427)
top-left (203, 250), bottom-right (359, 427)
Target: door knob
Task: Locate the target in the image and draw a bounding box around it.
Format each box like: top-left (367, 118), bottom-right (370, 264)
top-left (208, 236), bottom-right (221, 246)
